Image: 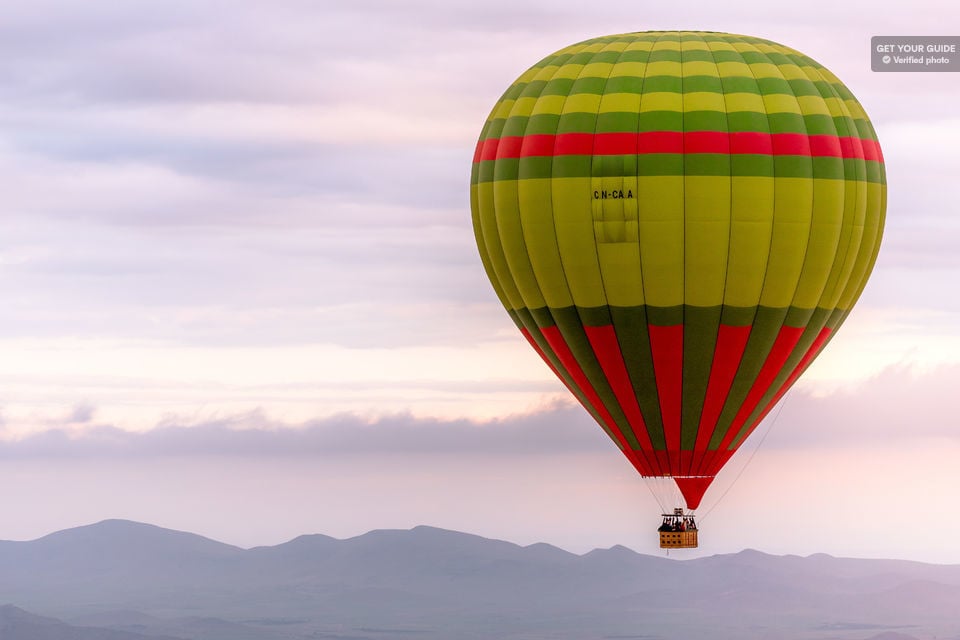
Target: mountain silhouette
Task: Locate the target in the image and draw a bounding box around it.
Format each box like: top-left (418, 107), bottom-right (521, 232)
top-left (1, 520), bottom-right (957, 640)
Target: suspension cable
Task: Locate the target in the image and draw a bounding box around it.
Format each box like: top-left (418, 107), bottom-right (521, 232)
top-left (642, 475), bottom-right (668, 514)
top-left (697, 388), bottom-right (794, 523)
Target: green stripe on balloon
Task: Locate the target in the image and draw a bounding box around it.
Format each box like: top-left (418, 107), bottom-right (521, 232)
top-left (512, 308), bottom-right (628, 453)
top-left (542, 306), bottom-right (644, 451)
top-left (513, 74), bottom-right (849, 99)
top-left (680, 306), bottom-right (722, 453)
top-left (730, 306), bottom-right (833, 448)
top-left (609, 305), bottom-right (667, 451)
top-left (475, 158), bottom-right (878, 182)
top-left (489, 112), bottom-right (876, 139)
top-left (708, 306), bottom-right (789, 448)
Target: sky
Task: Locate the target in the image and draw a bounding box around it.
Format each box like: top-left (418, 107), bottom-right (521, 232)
top-left (1, 0), bottom-right (959, 563)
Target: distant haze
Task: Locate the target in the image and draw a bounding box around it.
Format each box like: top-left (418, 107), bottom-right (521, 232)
top-left (1, 519), bottom-right (959, 640)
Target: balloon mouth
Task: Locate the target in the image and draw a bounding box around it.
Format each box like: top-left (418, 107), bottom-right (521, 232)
top-left (641, 475), bottom-right (716, 512)
top-left (673, 476), bottom-right (716, 511)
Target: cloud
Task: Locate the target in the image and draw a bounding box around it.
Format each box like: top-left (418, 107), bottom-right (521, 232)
top-left (0, 0), bottom-right (495, 351)
top-left (0, 401), bottom-right (606, 460)
top-left (65, 403), bottom-right (96, 424)
top-left (768, 363), bottom-right (960, 449)
top-left (0, 209), bottom-right (492, 348)
top-left (2, 363), bottom-right (956, 460)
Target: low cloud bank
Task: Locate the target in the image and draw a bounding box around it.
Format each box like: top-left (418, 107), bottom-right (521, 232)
top-left (2, 363), bottom-right (955, 460)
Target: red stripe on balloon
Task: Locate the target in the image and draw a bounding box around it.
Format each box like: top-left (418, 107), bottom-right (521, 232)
top-left (519, 327), bottom-right (575, 396)
top-left (716, 325), bottom-right (806, 455)
top-left (594, 132), bottom-right (641, 155)
top-left (861, 138), bottom-right (884, 162)
top-left (521, 133), bottom-right (556, 157)
top-left (730, 131), bottom-right (773, 155)
top-left (638, 131), bottom-right (684, 154)
top-left (648, 324), bottom-right (684, 473)
top-left (538, 325), bottom-right (653, 476)
top-left (779, 327), bottom-right (833, 400)
top-left (684, 131), bottom-right (730, 154)
top-left (474, 132), bottom-right (882, 162)
top-left (647, 451), bottom-right (700, 478)
top-left (736, 326), bottom-right (836, 449)
top-left (838, 135), bottom-right (863, 163)
top-left (475, 138), bottom-right (499, 163)
top-left (771, 132), bottom-right (812, 156)
top-left (808, 134), bottom-right (843, 157)
top-left (677, 450), bottom-right (695, 476)
top-left (689, 324), bottom-right (753, 476)
top-left (583, 325), bottom-right (659, 463)
top-left (651, 450), bottom-right (672, 475)
top-left (700, 449), bottom-right (735, 480)
top-left (553, 132), bottom-right (593, 156)
top-left (494, 135), bottom-right (523, 160)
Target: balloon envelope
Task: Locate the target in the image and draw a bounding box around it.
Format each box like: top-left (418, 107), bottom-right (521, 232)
top-left (470, 32), bottom-right (885, 509)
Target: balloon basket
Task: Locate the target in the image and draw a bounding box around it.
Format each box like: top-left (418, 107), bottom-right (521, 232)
top-left (658, 508), bottom-right (698, 549)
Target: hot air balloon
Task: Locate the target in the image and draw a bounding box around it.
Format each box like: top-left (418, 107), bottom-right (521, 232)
top-left (469, 31), bottom-right (885, 547)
